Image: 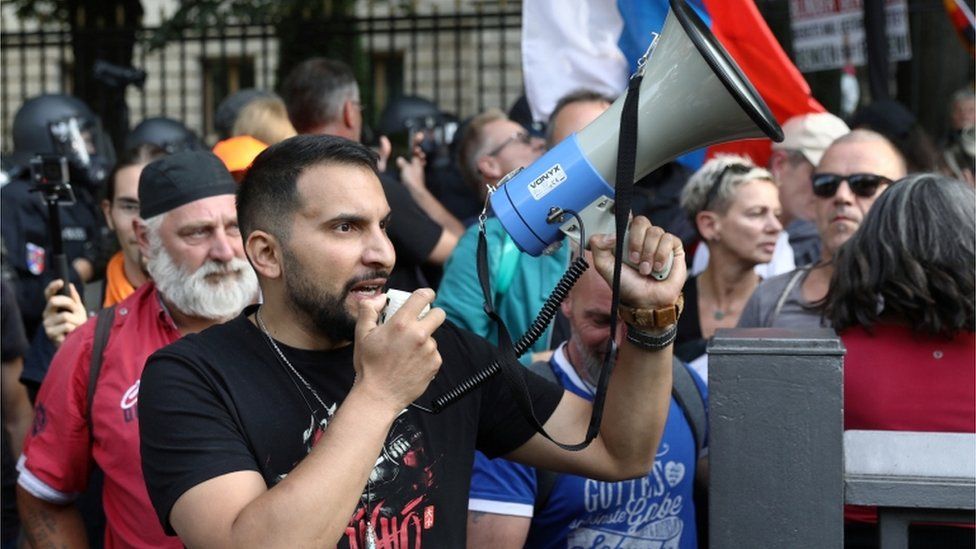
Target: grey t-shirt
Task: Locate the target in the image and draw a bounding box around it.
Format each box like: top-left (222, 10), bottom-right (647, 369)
top-left (738, 267), bottom-right (827, 329)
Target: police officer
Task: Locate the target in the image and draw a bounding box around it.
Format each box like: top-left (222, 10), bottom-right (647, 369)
top-left (1, 94), bottom-right (111, 340)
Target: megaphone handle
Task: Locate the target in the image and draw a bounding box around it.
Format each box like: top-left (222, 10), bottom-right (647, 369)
top-left (618, 227), bottom-right (674, 281)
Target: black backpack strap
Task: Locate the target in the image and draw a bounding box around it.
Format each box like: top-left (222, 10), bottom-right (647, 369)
top-left (671, 357), bottom-right (706, 460)
top-left (87, 305), bottom-right (116, 435)
top-left (526, 360), bottom-right (559, 516)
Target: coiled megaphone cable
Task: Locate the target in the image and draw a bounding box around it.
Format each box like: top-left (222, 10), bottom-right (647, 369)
top-left (412, 68), bottom-right (646, 454)
top-left (410, 211), bottom-right (588, 414)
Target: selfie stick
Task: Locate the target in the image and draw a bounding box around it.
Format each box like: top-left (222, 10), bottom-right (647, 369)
top-left (31, 156), bottom-right (75, 297)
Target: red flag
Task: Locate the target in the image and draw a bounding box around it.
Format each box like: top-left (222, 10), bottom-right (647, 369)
top-left (703, 0), bottom-right (824, 166)
top-left (944, 0), bottom-right (975, 57)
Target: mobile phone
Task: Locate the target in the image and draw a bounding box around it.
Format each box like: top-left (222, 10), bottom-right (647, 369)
top-left (379, 289), bottom-right (431, 325)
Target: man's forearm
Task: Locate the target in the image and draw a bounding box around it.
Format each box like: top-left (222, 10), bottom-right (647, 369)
top-left (600, 341), bottom-right (674, 478)
top-left (17, 486), bottom-right (89, 549)
top-left (407, 186), bottom-right (464, 237)
top-left (186, 389), bottom-right (401, 548)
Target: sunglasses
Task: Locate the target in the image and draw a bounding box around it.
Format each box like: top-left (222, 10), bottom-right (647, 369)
top-left (703, 163), bottom-right (752, 210)
top-left (811, 173), bottom-right (892, 198)
top-left (487, 131), bottom-right (532, 157)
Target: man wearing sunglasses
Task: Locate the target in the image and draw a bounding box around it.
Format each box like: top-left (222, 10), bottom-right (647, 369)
top-left (738, 129), bottom-right (906, 329)
top-left (768, 113), bottom-right (850, 267)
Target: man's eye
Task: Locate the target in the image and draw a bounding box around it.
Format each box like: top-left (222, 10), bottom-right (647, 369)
top-left (336, 222), bottom-right (352, 232)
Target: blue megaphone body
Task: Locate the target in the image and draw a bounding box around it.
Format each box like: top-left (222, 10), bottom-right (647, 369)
top-left (490, 0), bottom-right (783, 257)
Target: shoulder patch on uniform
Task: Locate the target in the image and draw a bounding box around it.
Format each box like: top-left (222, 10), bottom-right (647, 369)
top-left (26, 242), bottom-right (45, 275)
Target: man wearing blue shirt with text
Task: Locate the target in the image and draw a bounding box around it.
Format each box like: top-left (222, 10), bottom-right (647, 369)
top-left (467, 255), bottom-right (708, 548)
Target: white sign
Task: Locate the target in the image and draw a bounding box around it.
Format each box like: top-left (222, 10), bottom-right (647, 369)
top-left (790, 0), bottom-right (912, 72)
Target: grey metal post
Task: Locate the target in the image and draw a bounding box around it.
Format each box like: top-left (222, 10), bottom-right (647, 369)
top-left (708, 327), bottom-right (845, 548)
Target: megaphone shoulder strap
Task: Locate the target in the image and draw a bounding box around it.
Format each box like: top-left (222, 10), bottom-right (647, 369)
top-left (414, 72), bottom-right (644, 455)
top-left (469, 73), bottom-right (645, 451)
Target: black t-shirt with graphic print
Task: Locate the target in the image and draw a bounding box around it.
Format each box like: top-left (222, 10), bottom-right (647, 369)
top-left (139, 305), bottom-right (563, 548)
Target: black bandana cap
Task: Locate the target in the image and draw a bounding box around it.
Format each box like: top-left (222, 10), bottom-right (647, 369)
top-left (139, 150), bottom-right (237, 219)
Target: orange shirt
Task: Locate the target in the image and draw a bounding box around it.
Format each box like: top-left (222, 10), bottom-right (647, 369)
top-left (102, 251), bottom-right (136, 307)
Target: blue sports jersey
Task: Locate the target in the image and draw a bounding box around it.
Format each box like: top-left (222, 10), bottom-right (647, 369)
top-left (469, 345), bottom-right (708, 548)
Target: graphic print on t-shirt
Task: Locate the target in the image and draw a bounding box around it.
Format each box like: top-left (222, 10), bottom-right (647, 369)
top-left (274, 407), bottom-right (439, 548)
top-left (566, 443), bottom-right (687, 548)
top-left (348, 412), bottom-right (438, 547)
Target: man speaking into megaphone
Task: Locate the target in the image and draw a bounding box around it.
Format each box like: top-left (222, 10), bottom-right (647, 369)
top-left (135, 135), bottom-right (690, 548)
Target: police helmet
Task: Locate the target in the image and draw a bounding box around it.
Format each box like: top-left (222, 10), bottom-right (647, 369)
top-left (125, 117), bottom-right (203, 155)
top-left (12, 94), bottom-right (110, 186)
top-left (377, 95), bottom-right (443, 137)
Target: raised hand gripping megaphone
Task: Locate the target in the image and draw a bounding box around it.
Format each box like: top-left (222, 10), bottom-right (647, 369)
top-left (489, 0), bottom-right (783, 268)
top-left (414, 0), bottom-right (785, 421)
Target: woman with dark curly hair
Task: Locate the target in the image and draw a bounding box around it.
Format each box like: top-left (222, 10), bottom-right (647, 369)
top-left (823, 173), bottom-right (975, 547)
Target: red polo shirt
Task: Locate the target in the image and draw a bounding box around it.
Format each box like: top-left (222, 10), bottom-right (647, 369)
top-left (18, 283), bottom-right (183, 548)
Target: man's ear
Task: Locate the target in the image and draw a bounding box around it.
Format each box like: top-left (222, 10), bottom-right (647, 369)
top-left (560, 293), bottom-right (574, 319)
top-left (768, 149), bottom-right (788, 177)
top-left (246, 230), bottom-right (283, 280)
top-left (134, 218), bottom-right (151, 258)
top-left (342, 99), bottom-right (357, 132)
top-left (696, 210), bottom-right (721, 243)
top-left (476, 155), bottom-right (501, 183)
top-left (101, 199), bottom-right (114, 231)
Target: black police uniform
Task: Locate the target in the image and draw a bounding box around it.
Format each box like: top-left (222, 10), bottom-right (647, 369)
top-left (1, 171), bottom-right (104, 339)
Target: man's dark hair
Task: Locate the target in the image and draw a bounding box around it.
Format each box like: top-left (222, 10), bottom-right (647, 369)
top-left (824, 173), bottom-right (975, 337)
top-left (237, 134), bottom-right (378, 243)
top-left (279, 58), bottom-right (359, 134)
top-left (545, 89), bottom-right (615, 147)
top-left (104, 143), bottom-right (167, 202)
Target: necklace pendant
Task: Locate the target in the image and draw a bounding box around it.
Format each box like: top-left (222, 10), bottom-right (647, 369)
top-left (714, 310), bottom-right (726, 320)
top-left (365, 523), bottom-right (377, 549)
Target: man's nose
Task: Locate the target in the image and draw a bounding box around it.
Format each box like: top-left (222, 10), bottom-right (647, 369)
top-left (208, 229), bottom-right (236, 263)
top-left (363, 229), bottom-right (395, 269)
top-left (833, 180), bottom-right (856, 204)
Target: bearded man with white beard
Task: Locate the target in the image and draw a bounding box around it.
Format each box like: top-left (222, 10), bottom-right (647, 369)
top-left (16, 150), bottom-right (259, 549)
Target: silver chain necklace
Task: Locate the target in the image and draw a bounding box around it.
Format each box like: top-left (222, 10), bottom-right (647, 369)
top-left (254, 308), bottom-right (377, 549)
top-left (256, 308), bottom-right (332, 414)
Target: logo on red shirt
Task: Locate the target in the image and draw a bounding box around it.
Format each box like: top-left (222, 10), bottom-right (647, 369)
top-left (120, 380), bottom-right (139, 422)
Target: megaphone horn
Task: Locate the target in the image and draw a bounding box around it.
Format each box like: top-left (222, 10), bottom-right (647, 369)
top-left (490, 0), bottom-right (784, 257)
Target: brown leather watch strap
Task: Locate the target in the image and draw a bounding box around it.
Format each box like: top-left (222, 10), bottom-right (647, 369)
top-left (618, 292), bottom-right (685, 329)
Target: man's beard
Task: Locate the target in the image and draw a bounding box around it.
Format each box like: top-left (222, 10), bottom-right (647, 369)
top-left (146, 240), bottom-right (259, 321)
top-left (282, 247), bottom-right (389, 343)
top-left (570, 336), bottom-right (609, 391)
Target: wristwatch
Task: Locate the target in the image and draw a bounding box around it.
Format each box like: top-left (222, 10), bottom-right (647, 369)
top-left (618, 293), bottom-right (684, 329)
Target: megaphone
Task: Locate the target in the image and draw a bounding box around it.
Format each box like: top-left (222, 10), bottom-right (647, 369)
top-left (490, 0), bottom-right (784, 257)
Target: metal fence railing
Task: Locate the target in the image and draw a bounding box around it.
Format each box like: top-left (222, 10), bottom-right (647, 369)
top-left (0, 4), bottom-right (524, 147)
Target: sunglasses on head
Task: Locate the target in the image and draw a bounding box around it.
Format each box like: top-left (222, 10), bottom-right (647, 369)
top-left (811, 173), bottom-right (892, 198)
top-left (703, 162), bottom-right (752, 210)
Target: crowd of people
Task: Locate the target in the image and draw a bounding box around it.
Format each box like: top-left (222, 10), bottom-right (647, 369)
top-left (0, 54), bottom-right (973, 549)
